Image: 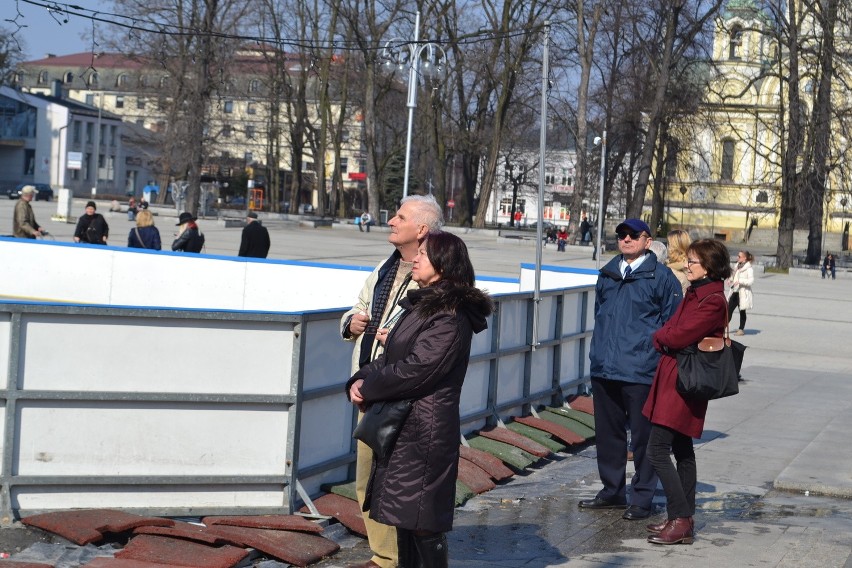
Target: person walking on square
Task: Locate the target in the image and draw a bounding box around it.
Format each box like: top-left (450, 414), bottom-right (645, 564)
top-left (347, 230), bottom-right (493, 568)
top-left (340, 194), bottom-right (443, 568)
top-left (238, 212), bottom-right (271, 258)
top-left (13, 185), bottom-right (44, 239)
top-left (822, 253), bottom-right (836, 280)
top-left (644, 238), bottom-right (731, 545)
top-left (73, 201), bottom-right (109, 245)
top-left (727, 250), bottom-right (754, 335)
top-left (580, 218), bottom-right (682, 521)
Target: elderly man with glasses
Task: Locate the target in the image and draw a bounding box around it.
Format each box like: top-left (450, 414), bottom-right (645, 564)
top-left (579, 218), bottom-right (683, 521)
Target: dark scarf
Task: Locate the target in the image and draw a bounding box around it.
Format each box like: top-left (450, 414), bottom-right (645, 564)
top-left (358, 257), bottom-right (412, 367)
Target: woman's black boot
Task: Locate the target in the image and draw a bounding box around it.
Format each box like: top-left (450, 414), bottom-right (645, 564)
top-left (396, 528), bottom-right (420, 568)
top-left (413, 532), bottom-right (448, 568)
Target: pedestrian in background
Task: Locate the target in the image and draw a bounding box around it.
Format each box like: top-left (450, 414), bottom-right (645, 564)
top-left (127, 209), bottom-right (161, 250)
top-left (127, 197), bottom-right (138, 221)
top-left (644, 238), bottom-right (731, 545)
top-left (360, 211), bottom-right (374, 233)
top-left (12, 185), bottom-right (44, 239)
top-left (727, 250), bottom-right (754, 336)
top-left (238, 212), bottom-right (271, 258)
top-left (822, 253), bottom-right (836, 280)
top-left (172, 212), bottom-right (205, 253)
top-left (341, 194), bottom-right (443, 568)
top-left (346, 230), bottom-right (493, 568)
top-left (556, 226), bottom-right (569, 252)
top-left (73, 201), bottom-right (109, 245)
top-left (581, 218), bottom-right (682, 521)
top-left (666, 229), bottom-right (692, 294)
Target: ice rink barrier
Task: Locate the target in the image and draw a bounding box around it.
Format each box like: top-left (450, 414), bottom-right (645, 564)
top-left (0, 238), bottom-right (596, 520)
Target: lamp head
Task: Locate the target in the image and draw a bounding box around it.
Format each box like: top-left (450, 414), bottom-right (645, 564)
top-left (593, 136), bottom-right (602, 146)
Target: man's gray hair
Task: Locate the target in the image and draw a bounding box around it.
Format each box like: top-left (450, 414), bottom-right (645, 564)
top-left (401, 194), bottom-right (444, 230)
top-left (649, 240), bottom-right (668, 263)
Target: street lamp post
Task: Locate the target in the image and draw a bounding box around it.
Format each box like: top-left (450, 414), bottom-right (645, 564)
top-left (382, 12), bottom-right (445, 199)
top-left (679, 185), bottom-right (687, 227)
top-left (594, 131), bottom-right (606, 269)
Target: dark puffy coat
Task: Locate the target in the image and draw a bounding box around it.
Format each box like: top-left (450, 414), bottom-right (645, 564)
top-left (347, 282), bottom-right (493, 533)
top-left (589, 252), bottom-right (682, 384)
top-left (643, 279), bottom-right (727, 438)
top-left (74, 213), bottom-right (109, 244)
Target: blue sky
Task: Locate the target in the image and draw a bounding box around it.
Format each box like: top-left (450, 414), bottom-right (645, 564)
top-left (11, 1), bottom-right (98, 60)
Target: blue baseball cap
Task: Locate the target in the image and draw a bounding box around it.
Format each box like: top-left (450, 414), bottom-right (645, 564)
top-left (615, 218), bottom-right (651, 236)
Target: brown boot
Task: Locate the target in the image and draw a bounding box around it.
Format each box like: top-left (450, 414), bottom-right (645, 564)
top-left (647, 517), bottom-right (694, 545)
top-left (647, 516), bottom-right (693, 534)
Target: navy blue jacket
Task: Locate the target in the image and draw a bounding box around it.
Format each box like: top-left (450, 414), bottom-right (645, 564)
top-left (589, 252), bottom-right (682, 385)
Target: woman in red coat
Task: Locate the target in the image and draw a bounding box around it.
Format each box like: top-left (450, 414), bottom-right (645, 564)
top-left (642, 238), bottom-right (732, 545)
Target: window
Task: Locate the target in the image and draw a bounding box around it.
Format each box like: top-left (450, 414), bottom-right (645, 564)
top-left (249, 79), bottom-right (260, 93)
top-left (729, 26), bottom-right (742, 60)
top-left (341, 129), bottom-right (350, 142)
top-left (137, 97), bottom-right (146, 109)
top-left (115, 96), bottom-right (124, 109)
top-left (84, 153), bottom-right (91, 181)
top-left (86, 123), bottom-right (94, 144)
top-left (100, 124), bottom-right (106, 146)
top-left (721, 139), bottom-right (735, 181)
top-left (224, 100), bottom-right (234, 113)
top-left (88, 72), bottom-right (99, 87)
top-left (359, 158), bottom-right (367, 173)
top-left (24, 149), bottom-right (35, 175)
top-left (110, 125), bottom-right (117, 146)
top-left (38, 70), bottom-right (49, 84)
top-left (136, 119), bottom-right (145, 127)
top-left (222, 124), bottom-right (232, 138)
top-left (160, 75), bottom-right (170, 88)
top-left (72, 121), bottom-right (81, 143)
top-left (63, 71), bottom-right (74, 84)
top-left (544, 167), bottom-right (556, 185)
top-left (85, 93), bottom-right (95, 105)
top-left (221, 151), bottom-right (231, 159)
top-left (138, 75), bottom-right (148, 88)
top-left (303, 161), bottom-right (314, 172)
top-left (116, 73), bottom-right (129, 87)
top-left (245, 124), bottom-right (255, 139)
top-left (246, 102), bottom-right (256, 115)
top-left (339, 157), bottom-right (349, 174)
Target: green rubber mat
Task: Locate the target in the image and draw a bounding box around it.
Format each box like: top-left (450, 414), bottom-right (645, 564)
top-left (546, 406), bottom-right (596, 430)
top-left (321, 480), bottom-right (358, 501)
top-left (467, 435), bottom-right (539, 470)
top-left (455, 480), bottom-right (475, 506)
top-left (539, 410), bottom-right (595, 441)
top-left (506, 422), bottom-right (567, 453)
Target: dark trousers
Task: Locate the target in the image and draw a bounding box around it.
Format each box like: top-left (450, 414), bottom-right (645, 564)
top-left (647, 424), bottom-right (696, 519)
top-left (727, 292), bottom-right (747, 330)
top-left (590, 377), bottom-right (657, 509)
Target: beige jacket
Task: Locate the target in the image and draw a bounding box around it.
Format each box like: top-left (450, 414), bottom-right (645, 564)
top-left (13, 199), bottom-right (40, 238)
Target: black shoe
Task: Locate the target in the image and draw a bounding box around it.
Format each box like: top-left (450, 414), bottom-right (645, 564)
top-left (622, 505), bottom-right (652, 520)
top-left (578, 497), bottom-right (627, 510)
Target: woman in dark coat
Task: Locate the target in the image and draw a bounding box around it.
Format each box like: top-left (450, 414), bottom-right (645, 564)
top-left (127, 209), bottom-right (162, 250)
top-left (172, 212), bottom-right (205, 253)
top-left (73, 201), bottom-right (109, 245)
top-left (643, 238), bottom-right (731, 545)
top-left (346, 230), bottom-right (493, 568)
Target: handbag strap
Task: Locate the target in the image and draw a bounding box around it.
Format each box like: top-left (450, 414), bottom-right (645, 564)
top-left (134, 227), bottom-right (147, 249)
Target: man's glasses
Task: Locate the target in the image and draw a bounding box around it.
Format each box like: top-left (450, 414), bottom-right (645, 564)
top-left (616, 230), bottom-right (645, 241)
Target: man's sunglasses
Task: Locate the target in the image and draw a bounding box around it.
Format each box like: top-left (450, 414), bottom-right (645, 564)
top-left (616, 230), bottom-right (646, 240)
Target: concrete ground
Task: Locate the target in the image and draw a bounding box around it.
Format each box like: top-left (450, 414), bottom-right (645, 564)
top-left (2, 199), bottom-right (851, 566)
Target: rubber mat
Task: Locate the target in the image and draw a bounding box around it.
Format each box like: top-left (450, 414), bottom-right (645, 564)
top-left (513, 415), bottom-right (585, 445)
top-left (299, 493), bottom-right (366, 537)
top-left (546, 406), bottom-right (596, 430)
top-left (479, 427), bottom-right (551, 457)
top-left (320, 480), bottom-right (358, 501)
top-left (202, 515), bottom-right (322, 533)
top-left (539, 410), bottom-right (595, 440)
top-left (455, 480), bottom-right (475, 506)
top-left (116, 535), bottom-right (247, 568)
top-left (132, 522), bottom-right (231, 546)
top-left (506, 421), bottom-right (567, 453)
top-left (204, 525), bottom-right (339, 567)
top-left (466, 436), bottom-right (539, 470)
top-left (565, 394), bottom-right (594, 415)
top-left (459, 445), bottom-right (514, 481)
top-left (21, 510), bottom-right (175, 545)
top-left (83, 558), bottom-right (195, 568)
top-left (457, 457), bottom-right (497, 494)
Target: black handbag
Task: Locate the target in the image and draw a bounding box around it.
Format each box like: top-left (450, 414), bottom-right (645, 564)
top-left (675, 305), bottom-right (746, 400)
top-left (352, 399), bottom-right (414, 461)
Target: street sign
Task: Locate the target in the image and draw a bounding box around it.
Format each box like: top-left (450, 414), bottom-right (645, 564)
top-left (447, 199), bottom-right (455, 208)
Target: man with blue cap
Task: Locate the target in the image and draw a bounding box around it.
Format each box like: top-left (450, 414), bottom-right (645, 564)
top-left (580, 218), bottom-right (682, 521)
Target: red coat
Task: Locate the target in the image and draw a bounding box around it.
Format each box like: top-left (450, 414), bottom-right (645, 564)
top-left (643, 279), bottom-right (727, 438)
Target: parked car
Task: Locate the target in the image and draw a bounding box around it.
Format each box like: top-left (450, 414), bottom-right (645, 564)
top-left (6, 183), bottom-right (54, 201)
